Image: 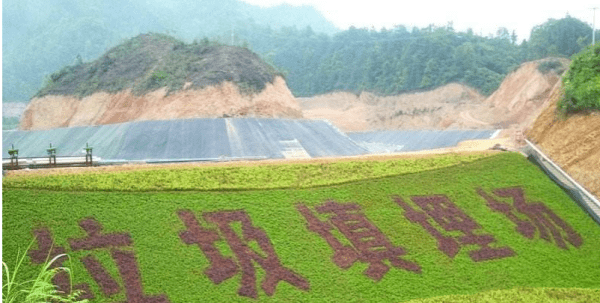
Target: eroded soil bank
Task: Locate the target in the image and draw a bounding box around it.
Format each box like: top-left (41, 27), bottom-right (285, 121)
top-left (21, 76), bottom-right (302, 130)
top-left (527, 81), bottom-right (600, 197)
top-left (301, 59), bottom-right (566, 132)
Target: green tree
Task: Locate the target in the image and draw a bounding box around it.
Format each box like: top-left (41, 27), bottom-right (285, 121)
top-left (420, 58), bottom-right (437, 88)
top-left (559, 43), bottom-right (600, 113)
top-left (529, 15), bottom-right (593, 59)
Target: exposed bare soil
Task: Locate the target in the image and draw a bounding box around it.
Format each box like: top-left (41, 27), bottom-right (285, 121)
top-left (300, 83), bottom-right (486, 131)
top-left (526, 82), bottom-right (600, 197)
top-left (20, 76), bottom-right (302, 130)
top-left (15, 55), bottom-right (596, 195)
top-left (20, 33), bottom-right (303, 130)
top-left (480, 59), bottom-right (567, 130)
top-left (301, 58), bottom-right (568, 134)
top-left (21, 57), bottom-right (564, 136)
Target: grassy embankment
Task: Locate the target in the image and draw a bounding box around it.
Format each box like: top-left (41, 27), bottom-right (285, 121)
top-left (3, 152), bottom-right (600, 302)
top-left (3, 152), bottom-right (489, 191)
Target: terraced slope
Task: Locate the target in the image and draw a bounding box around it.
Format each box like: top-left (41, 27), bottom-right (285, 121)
top-left (3, 153), bottom-right (599, 302)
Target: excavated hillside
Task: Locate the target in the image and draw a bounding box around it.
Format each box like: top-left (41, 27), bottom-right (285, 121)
top-left (300, 83), bottom-right (487, 131)
top-left (301, 58), bottom-right (568, 132)
top-left (476, 58), bottom-right (569, 130)
top-left (20, 33), bottom-right (302, 130)
top-left (527, 82), bottom-right (600, 197)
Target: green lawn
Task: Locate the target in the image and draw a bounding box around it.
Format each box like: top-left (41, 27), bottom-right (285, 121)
top-left (2, 152), bottom-right (489, 191)
top-left (406, 287), bottom-right (600, 303)
top-left (3, 153), bottom-right (600, 302)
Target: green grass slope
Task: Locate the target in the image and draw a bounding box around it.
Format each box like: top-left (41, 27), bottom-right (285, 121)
top-left (2, 153), bottom-right (489, 191)
top-left (406, 287), bottom-right (600, 303)
top-left (3, 153), bottom-right (600, 302)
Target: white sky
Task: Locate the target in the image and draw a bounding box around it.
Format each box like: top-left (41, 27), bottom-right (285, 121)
top-left (241, 0), bottom-right (599, 41)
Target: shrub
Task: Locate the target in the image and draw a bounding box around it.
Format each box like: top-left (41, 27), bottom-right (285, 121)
top-left (2, 245), bottom-right (88, 303)
top-left (559, 44), bottom-right (600, 113)
top-left (537, 59), bottom-right (565, 74)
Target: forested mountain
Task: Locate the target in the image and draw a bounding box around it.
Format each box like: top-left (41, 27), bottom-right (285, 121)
top-left (3, 0), bottom-right (597, 103)
top-left (3, 0), bottom-right (164, 101)
top-left (236, 16), bottom-right (597, 97)
top-left (528, 16), bottom-right (595, 58)
top-left (2, 0), bottom-right (337, 102)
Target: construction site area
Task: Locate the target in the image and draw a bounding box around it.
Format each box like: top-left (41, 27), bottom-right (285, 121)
top-left (3, 49), bottom-right (598, 196)
top-left (3, 25), bottom-right (600, 302)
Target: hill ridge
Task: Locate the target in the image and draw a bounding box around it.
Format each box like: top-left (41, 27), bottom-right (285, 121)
top-left (20, 34), bottom-right (303, 130)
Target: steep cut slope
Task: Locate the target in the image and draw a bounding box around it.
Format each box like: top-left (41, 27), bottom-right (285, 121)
top-left (527, 82), bottom-right (600, 197)
top-left (476, 58), bottom-right (568, 129)
top-left (21, 77), bottom-right (301, 130)
top-left (300, 83), bottom-right (486, 131)
top-left (20, 33), bottom-right (302, 130)
top-left (301, 58), bottom-right (568, 133)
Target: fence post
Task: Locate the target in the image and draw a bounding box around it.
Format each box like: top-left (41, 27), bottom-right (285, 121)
top-left (85, 143), bottom-right (93, 166)
top-left (47, 143), bottom-right (57, 167)
top-left (8, 144), bottom-right (19, 169)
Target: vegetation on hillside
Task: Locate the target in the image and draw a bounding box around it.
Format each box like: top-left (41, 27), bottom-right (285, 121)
top-left (3, 153), bottom-right (600, 302)
top-left (2, 0), bottom-right (336, 102)
top-left (528, 16), bottom-right (595, 58)
top-left (536, 58), bottom-right (567, 75)
top-left (4, 4), bottom-right (598, 103)
top-left (559, 43), bottom-right (600, 113)
top-left (405, 287), bottom-right (600, 303)
top-left (35, 34), bottom-right (281, 98)
top-left (237, 15), bottom-right (596, 97)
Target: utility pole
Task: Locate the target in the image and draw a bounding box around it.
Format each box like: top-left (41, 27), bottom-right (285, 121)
top-left (593, 7), bottom-right (598, 45)
top-left (231, 24), bottom-right (234, 46)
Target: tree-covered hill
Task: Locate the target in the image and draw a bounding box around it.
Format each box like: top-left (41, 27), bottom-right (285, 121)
top-left (3, 0), bottom-right (598, 103)
top-left (35, 33), bottom-right (282, 99)
top-left (235, 15), bottom-right (597, 97)
top-left (2, 0), bottom-right (337, 102)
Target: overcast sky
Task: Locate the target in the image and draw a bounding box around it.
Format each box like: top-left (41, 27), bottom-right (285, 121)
top-left (242, 0), bottom-right (599, 41)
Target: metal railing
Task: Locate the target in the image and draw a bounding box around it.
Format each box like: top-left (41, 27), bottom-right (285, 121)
top-left (2, 155), bottom-right (100, 170)
top-left (3, 143), bottom-right (96, 170)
